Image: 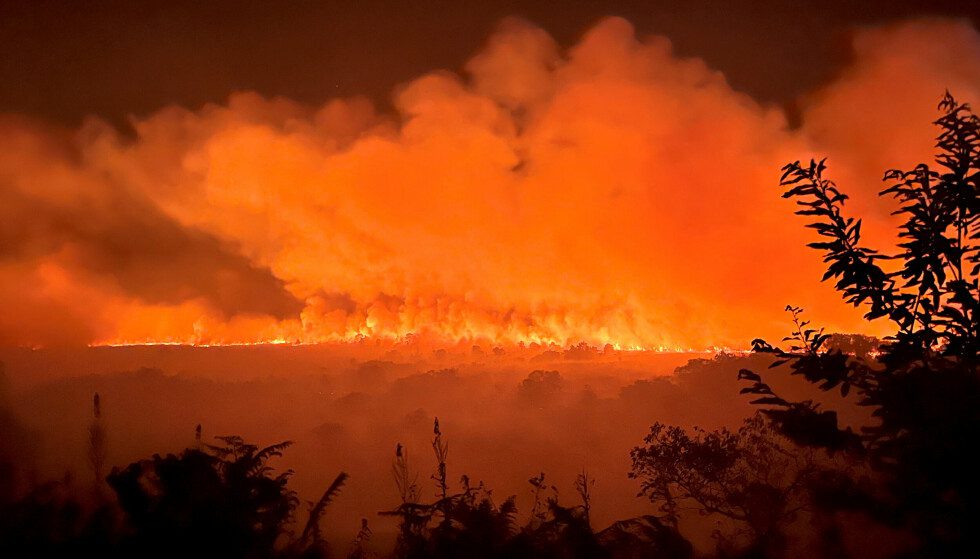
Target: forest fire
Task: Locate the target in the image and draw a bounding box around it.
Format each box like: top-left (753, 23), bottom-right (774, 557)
top-left (8, 16), bottom-right (974, 350)
top-left (1, 3), bottom-right (978, 559)
top-left (90, 333), bottom-right (738, 353)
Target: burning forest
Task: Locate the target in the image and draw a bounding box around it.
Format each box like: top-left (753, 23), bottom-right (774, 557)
top-left (1, 2), bottom-right (978, 558)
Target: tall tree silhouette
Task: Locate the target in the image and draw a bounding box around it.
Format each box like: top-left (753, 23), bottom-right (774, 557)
top-left (738, 92), bottom-right (979, 556)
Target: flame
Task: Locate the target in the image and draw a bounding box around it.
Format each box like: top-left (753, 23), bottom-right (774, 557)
top-left (88, 336), bottom-right (749, 356)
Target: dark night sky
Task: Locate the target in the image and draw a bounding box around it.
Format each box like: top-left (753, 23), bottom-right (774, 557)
top-left (2, 0), bottom-right (979, 126)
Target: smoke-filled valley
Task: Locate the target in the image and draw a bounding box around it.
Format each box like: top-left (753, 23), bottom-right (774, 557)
top-left (1, 344), bottom-right (881, 555)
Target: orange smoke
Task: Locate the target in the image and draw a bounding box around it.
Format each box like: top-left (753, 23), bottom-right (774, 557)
top-left (1, 17), bottom-right (978, 349)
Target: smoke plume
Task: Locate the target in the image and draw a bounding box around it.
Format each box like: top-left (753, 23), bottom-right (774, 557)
top-left (1, 16), bottom-right (978, 348)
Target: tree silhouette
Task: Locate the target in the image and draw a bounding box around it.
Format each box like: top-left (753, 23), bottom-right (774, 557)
top-left (630, 413), bottom-right (823, 557)
top-left (88, 393), bottom-right (107, 499)
top-left (738, 92), bottom-right (979, 556)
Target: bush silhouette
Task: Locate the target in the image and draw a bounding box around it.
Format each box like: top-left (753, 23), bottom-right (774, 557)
top-left (384, 419), bottom-right (692, 559)
top-left (0, 475), bottom-right (117, 557)
top-left (101, 433), bottom-right (345, 559)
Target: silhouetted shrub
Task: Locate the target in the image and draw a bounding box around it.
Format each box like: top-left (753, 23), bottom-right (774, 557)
top-left (106, 435), bottom-right (348, 559)
top-left (0, 475), bottom-right (116, 557)
top-left (385, 419), bottom-right (692, 559)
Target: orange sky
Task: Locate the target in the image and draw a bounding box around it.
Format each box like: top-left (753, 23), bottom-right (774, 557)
top-left (1, 16), bottom-right (978, 349)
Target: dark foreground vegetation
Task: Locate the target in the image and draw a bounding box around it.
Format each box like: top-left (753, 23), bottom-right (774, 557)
top-left (1, 93), bottom-right (977, 558)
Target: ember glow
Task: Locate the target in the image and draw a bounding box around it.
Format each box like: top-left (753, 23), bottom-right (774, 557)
top-left (1, 17), bottom-right (978, 349)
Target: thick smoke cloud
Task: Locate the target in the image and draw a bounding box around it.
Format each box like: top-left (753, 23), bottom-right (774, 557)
top-left (0, 117), bottom-right (302, 345)
top-left (0, 17), bottom-right (978, 348)
top-left (800, 18), bottom-right (980, 228)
